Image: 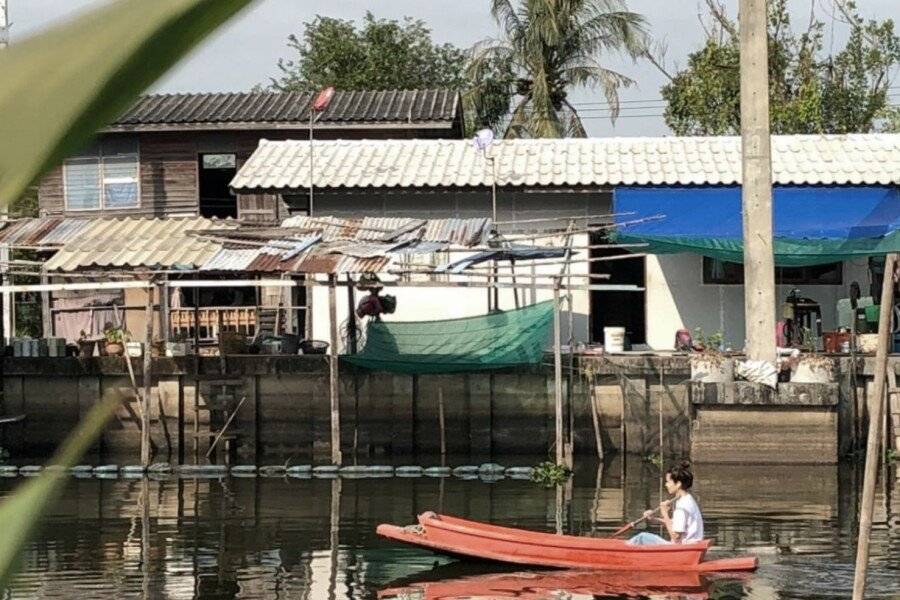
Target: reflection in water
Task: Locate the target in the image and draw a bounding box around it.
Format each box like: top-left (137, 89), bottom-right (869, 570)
top-left (0, 458), bottom-right (897, 599)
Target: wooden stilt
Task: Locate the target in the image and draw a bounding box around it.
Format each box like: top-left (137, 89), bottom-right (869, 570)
top-left (345, 273), bottom-right (357, 354)
top-left (328, 275), bottom-right (342, 466)
top-left (553, 278), bottom-right (564, 466)
top-left (438, 386), bottom-right (447, 467)
top-left (852, 252), bottom-right (897, 600)
top-left (589, 381), bottom-right (604, 460)
top-left (141, 287), bottom-right (154, 466)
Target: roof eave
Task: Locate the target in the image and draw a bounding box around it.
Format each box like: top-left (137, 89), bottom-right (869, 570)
top-left (101, 120), bottom-right (456, 133)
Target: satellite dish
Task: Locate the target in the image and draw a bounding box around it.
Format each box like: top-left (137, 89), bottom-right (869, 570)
top-left (472, 128), bottom-right (494, 151)
top-left (312, 87), bottom-right (336, 112)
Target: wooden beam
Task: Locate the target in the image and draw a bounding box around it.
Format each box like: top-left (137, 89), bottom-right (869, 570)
top-left (328, 274), bottom-right (342, 466)
top-left (852, 252), bottom-right (897, 600)
top-left (40, 272), bottom-right (52, 337)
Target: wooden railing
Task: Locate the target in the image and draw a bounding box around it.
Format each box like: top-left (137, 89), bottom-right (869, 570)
top-left (170, 307), bottom-right (257, 341)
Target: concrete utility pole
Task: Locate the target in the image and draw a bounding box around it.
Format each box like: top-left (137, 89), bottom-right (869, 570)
top-left (739, 0), bottom-right (777, 363)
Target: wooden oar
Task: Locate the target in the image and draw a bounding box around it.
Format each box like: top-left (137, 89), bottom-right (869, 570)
top-left (610, 498), bottom-right (675, 538)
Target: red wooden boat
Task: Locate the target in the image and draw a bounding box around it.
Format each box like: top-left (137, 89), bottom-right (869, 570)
top-left (376, 512), bottom-right (758, 572)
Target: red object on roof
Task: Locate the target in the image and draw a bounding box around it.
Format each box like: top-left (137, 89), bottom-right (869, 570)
top-left (376, 512), bottom-right (758, 572)
top-left (311, 87), bottom-right (335, 112)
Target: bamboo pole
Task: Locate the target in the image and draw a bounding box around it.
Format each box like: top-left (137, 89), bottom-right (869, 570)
top-left (328, 274), bottom-right (342, 466)
top-left (553, 277), bottom-right (564, 466)
top-left (852, 252), bottom-right (897, 600)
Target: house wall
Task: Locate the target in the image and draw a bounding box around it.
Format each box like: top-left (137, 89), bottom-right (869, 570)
top-left (645, 254), bottom-right (870, 350)
top-left (38, 126), bottom-right (458, 219)
top-left (308, 188), bottom-right (610, 348)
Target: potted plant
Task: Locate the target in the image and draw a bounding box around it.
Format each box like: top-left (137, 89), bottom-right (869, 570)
top-left (792, 327), bottom-right (835, 383)
top-left (690, 328), bottom-right (734, 383)
top-left (77, 330), bottom-right (96, 358)
top-left (103, 327), bottom-right (127, 356)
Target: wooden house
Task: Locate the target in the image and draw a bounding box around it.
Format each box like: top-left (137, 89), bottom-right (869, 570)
top-left (37, 89), bottom-right (463, 224)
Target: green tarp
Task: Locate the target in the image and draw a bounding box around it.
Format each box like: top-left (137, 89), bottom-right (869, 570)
top-left (343, 300), bottom-right (554, 374)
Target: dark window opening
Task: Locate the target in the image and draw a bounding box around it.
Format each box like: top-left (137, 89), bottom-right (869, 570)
top-left (703, 257), bottom-right (842, 285)
top-left (199, 153), bottom-right (237, 218)
top-left (590, 231), bottom-right (646, 345)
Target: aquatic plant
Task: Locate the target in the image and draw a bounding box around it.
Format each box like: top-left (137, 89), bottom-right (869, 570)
top-left (0, 0), bottom-right (252, 589)
top-left (530, 461), bottom-right (572, 487)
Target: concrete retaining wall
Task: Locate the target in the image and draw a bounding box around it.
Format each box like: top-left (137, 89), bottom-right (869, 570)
top-left (1, 355), bottom-right (896, 464)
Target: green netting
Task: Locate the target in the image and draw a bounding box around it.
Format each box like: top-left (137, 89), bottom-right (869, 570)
top-left (615, 231), bottom-right (900, 267)
top-left (343, 300), bottom-right (554, 374)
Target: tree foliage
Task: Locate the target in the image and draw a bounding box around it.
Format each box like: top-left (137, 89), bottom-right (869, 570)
top-left (272, 13), bottom-right (466, 92)
top-left (660, 0), bottom-right (900, 135)
top-left (270, 13), bottom-right (509, 133)
top-left (468, 0), bottom-right (648, 138)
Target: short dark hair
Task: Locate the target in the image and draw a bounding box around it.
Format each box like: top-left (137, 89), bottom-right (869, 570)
top-left (666, 460), bottom-right (694, 490)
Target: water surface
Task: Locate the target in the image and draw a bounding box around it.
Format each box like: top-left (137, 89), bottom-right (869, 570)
top-left (1, 458), bottom-right (898, 599)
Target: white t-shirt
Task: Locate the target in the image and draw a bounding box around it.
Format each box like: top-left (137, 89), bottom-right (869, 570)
top-left (671, 493), bottom-right (704, 543)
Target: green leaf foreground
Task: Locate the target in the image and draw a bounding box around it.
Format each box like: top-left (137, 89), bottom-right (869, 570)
top-left (0, 394), bottom-right (118, 590)
top-left (0, 0), bottom-right (254, 206)
top-left (0, 0), bottom-right (254, 589)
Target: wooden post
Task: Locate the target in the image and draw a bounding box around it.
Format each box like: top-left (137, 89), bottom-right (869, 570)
top-left (141, 286), bottom-right (154, 466)
top-left (589, 381), bottom-right (604, 460)
top-left (1, 246), bottom-right (13, 340)
top-left (852, 252), bottom-right (897, 600)
top-left (553, 277), bottom-right (564, 466)
top-left (40, 271), bottom-right (52, 337)
top-left (328, 275), bottom-right (342, 466)
top-left (345, 274), bottom-right (357, 354)
top-left (739, 0), bottom-right (777, 364)
top-left (159, 280), bottom-right (170, 343)
top-left (438, 387), bottom-right (447, 467)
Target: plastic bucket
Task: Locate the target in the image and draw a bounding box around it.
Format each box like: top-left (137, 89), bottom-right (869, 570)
top-left (603, 327), bottom-right (626, 353)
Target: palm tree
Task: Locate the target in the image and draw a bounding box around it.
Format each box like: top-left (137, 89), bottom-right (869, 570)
top-left (467, 0), bottom-right (648, 138)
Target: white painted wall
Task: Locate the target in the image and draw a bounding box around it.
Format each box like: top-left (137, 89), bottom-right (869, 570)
top-left (645, 254), bottom-right (869, 350)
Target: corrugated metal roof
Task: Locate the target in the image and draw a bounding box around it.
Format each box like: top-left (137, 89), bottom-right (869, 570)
top-left (231, 134), bottom-right (900, 191)
top-left (0, 218), bottom-right (93, 247)
top-left (109, 89), bottom-right (459, 129)
top-left (193, 216), bottom-right (488, 274)
top-left (279, 216), bottom-right (492, 247)
top-left (44, 217), bottom-right (237, 272)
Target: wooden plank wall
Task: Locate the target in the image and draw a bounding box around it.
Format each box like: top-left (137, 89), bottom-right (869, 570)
top-left (37, 126), bottom-right (453, 220)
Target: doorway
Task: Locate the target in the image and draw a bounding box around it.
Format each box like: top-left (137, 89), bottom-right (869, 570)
top-left (199, 153), bottom-right (237, 218)
top-left (590, 230), bottom-right (646, 346)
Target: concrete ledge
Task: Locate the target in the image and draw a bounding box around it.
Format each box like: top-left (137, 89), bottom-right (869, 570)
top-left (691, 381), bottom-right (838, 406)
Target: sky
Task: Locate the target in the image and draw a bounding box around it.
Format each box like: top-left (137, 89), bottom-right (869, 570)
top-left (8, 0), bottom-right (895, 137)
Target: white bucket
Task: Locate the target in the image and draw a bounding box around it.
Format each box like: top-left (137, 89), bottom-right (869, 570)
top-left (603, 327), bottom-right (626, 353)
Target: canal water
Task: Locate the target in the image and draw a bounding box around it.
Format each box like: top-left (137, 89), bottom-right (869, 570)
top-left (1, 457), bottom-right (898, 599)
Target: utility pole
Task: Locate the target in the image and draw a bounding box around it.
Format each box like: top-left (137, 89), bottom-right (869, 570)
top-left (739, 0), bottom-right (777, 364)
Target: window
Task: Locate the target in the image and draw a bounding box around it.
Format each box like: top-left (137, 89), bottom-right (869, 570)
top-left (202, 153), bottom-right (236, 169)
top-left (64, 138), bottom-right (139, 210)
top-left (703, 257), bottom-right (842, 285)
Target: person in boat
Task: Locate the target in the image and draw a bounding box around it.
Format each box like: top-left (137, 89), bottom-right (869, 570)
top-left (628, 461), bottom-right (704, 545)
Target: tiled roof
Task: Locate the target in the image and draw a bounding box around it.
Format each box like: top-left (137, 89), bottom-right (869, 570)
top-left (108, 89), bottom-right (460, 130)
top-left (230, 134), bottom-right (900, 191)
top-left (44, 217), bottom-right (237, 272)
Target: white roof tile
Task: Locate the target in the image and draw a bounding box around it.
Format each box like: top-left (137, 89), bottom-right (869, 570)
top-left (231, 134), bottom-right (900, 191)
